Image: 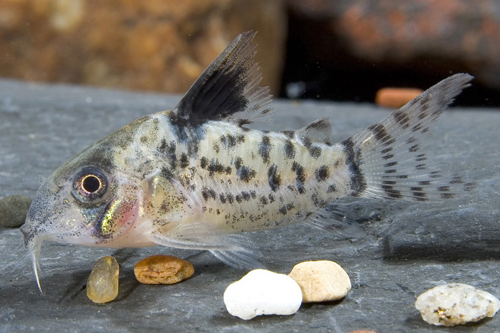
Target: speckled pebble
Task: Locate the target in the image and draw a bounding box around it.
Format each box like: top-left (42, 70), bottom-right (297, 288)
top-left (224, 269), bottom-right (302, 320)
top-left (415, 283), bottom-right (500, 326)
top-left (0, 195), bottom-right (31, 228)
top-left (87, 256), bottom-right (119, 304)
top-left (288, 260), bottom-right (351, 303)
top-left (134, 255), bottom-right (194, 285)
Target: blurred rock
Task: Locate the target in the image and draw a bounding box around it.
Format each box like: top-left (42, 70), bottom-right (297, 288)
top-left (285, 0), bottom-right (500, 103)
top-left (375, 88), bottom-right (423, 109)
top-left (0, 195), bottom-right (31, 228)
top-left (0, 0), bottom-right (286, 95)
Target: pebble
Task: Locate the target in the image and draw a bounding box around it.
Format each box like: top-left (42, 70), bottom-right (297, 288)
top-left (87, 256), bottom-right (119, 304)
top-left (134, 255), bottom-right (194, 284)
top-left (288, 260), bottom-right (351, 303)
top-left (0, 195), bottom-right (31, 228)
top-left (375, 87), bottom-right (423, 108)
top-left (224, 269), bottom-right (302, 320)
top-left (415, 283), bottom-right (500, 326)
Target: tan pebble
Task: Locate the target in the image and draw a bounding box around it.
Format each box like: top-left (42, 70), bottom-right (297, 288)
top-left (134, 255), bottom-right (194, 285)
top-left (87, 256), bottom-right (119, 304)
top-left (288, 260), bottom-right (351, 303)
top-left (375, 88), bottom-right (423, 108)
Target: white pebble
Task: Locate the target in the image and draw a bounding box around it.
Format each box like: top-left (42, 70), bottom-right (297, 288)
top-left (415, 283), bottom-right (500, 326)
top-left (223, 269), bottom-right (302, 320)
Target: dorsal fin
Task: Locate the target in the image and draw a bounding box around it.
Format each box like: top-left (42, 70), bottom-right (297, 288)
top-left (172, 31), bottom-right (272, 126)
top-left (295, 118), bottom-right (333, 146)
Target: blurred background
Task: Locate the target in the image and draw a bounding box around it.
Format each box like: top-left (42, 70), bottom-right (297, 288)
top-left (0, 0), bottom-right (499, 106)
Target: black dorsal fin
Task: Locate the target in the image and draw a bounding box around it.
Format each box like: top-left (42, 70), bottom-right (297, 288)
top-left (173, 31), bottom-right (272, 126)
top-left (295, 118), bottom-right (333, 146)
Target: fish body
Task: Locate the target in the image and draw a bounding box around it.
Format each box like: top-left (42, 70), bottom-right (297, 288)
top-left (21, 32), bottom-right (475, 291)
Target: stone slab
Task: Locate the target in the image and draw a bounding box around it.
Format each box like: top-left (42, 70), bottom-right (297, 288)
top-left (0, 79), bottom-right (499, 332)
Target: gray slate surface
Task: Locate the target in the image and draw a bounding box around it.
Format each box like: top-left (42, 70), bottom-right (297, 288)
top-left (1, 79), bottom-right (499, 332)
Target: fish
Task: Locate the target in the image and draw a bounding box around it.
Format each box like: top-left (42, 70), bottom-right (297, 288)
top-left (21, 31), bottom-right (475, 292)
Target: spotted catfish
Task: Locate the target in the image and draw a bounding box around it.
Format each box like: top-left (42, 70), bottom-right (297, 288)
top-left (21, 31), bottom-right (475, 291)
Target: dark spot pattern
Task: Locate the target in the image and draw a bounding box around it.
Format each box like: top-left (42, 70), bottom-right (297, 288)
top-left (241, 191), bottom-right (251, 201)
top-left (410, 187), bottom-right (428, 201)
top-left (159, 140), bottom-right (177, 169)
top-left (382, 184), bottom-right (403, 199)
top-left (382, 154), bottom-right (394, 160)
top-left (258, 136), bottom-right (272, 163)
top-left (207, 159), bottom-right (226, 176)
top-left (315, 166), bottom-right (329, 182)
top-left (283, 140), bottom-right (296, 159)
top-left (237, 166), bottom-right (256, 182)
top-left (327, 184), bottom-right (337, 193)
top-left (381, 147), bottom-right (393, 154)
top-left (180, 153), bottom-right (189, 168)
top-left (341, 137), bottom-right (366, 196)
top-left (234, 157), bottom-right (242, 170)
top-left (292, 161), bottom-right (306, 194)
top-left (267, 164), bottom-right (281, 191)
top-left (201, 187), bottom-right (217, 201)
top-left (200, 157), bottom-right (208, 169)
top-left (309, 146), bottom-right (322, 158)
top-left (393, 110), bottom-right (410, 129)
top-left (438, 186), bottom-right (454, 199)
top-left (409, 144), bottom-right (419, 152)
top-left (415, 154), bottom-right (427, 162)
top-left (368, 123), bottom-right (389, 141)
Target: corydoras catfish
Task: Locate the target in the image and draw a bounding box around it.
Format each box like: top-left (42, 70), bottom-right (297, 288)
top-left (21, 31), bottom-right (475, 291)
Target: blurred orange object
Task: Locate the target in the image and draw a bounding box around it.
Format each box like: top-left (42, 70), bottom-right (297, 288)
top-left (375, 88), bottom-right (424, 108)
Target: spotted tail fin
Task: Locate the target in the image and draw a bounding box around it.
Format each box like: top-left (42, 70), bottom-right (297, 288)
top-left (343, 73), bottom-right (475, 201)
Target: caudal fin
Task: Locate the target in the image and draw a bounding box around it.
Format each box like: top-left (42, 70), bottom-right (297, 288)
top-left (342, 73), bottom-right (476, 201)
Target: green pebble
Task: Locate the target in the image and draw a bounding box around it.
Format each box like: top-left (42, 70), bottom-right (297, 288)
top-left (0, 195), bottom-right (32, 228)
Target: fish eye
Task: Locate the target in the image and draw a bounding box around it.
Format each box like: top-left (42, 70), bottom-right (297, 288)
top-left (73, 167), bottom-right (108, 202)
top-left (81, 175), bottom-right (102, 194)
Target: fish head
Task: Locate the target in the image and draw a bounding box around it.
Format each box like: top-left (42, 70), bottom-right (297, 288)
top-left (21, 123), bottom-right (145, 291)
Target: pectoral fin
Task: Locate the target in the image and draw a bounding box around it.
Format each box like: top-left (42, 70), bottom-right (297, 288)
top-left (149, 221), bottom-right (262, 269)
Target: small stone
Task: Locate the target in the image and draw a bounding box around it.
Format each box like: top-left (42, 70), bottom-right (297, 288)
top-left (223, 269), bottom-right (302, 320)
top-left (288, 260), bottom-right (351, 303)
top-left (134, 255), bottom-right (194, 285)
top-left (375, 88), bottom-right (423, 108)
top-left (348, 331), bottom-right (379, 333)
top-left (415, 283), bottom-right (500, 326)
top-left (87, 256), bottom-right (119, 304)
top-left (0, 195), bottom-right (31, 228)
